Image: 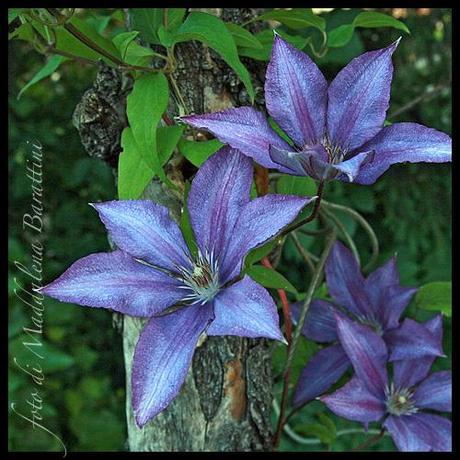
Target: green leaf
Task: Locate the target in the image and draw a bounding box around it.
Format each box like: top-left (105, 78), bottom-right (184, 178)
top-left (180, 181), bottom-right (198, 258)
top-left (157, 25), bottom-right (175, 47)
top-left (268, 117), bottom-right (294, 145)
top-left (178, 138), bottom-right (223, 167)
top-left (126, 73), bottom-right (172, 186)
top-left (9, 22), bottom-right (35, 41)
top-left (118, 127), bottom-right (155, 200)
top-left (277, 175), bottom-right (317, 196)
top-left (112, 31), bottom-right (140, 59)
top-left (237, 29), bottom-right (310, 61)
top-left (244, 239), bottom-right (277, 269)
top-left (113, 31), bottom-right (155, 67)
top-left (328, 11), bottom-right (409, 48)
top-left (166, 8), bottom-right (186, 30)
top-left (353, 11), bottom-right (410, 34)
top-left (225, 23), bottom-right (263, 49)
top-left (317, 413), bottom-right (337, 441)
top-left (416, 281), bottom-right (452, 317)
top-left (29, 16), bottom-right (121, 64)
top-left (246, 265), bottom-right (298, 295)
top-left (172, 12), bottom-right (255, 102)
top-left (327, 23), bottom-right (355, 48)
top-left (253, 8), bottom-right (325, 31)
top-left (18, 55), bottom-right (67, 99)
top-left (66, 16), bottom-right (121, 59)
top-left (8, 8), bottom-right (27, 24)
top-left (297, 422), bottom-right (335, 445)
top-left (130, 8), bottom-right (163, 45)
top-left (157, 125), bottom-right (184, 165)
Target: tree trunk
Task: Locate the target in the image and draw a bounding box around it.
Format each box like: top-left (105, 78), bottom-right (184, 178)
top-left (74, 8), bottom-right (274, 451)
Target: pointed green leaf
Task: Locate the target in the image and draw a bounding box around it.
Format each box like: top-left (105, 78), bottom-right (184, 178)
top-left (415, 281), bottom-right (451, 317)
top-left (246, 265), bottom-right (298, 295)
top-left (130, 8), bottom-right (163, 45)
top-left (327, 23), bottom-right (355, 48)
top-left (126, 73), bottom-right (168, 166)
top-left (112, 31), bottom-right (140, 60)
top-left (177, 138), bottom-right (223, 167)
top-left (118, 127), bottom-right (155, 200)
top-left (166, 8), bottom-right (186, 30)
top-left (244, 240), bottom-right (277, 269)
top-left (237, 28), bottom-right (310, 61)
top-left (125, 73), bottom-right (175, 188)
top-left (157, 125), bottom-right (184, 165)
top-left (172, 12), bottom-right (255, 102)
top-left (253, 8), bottom-right (325, 31)
top-left (225, 23), bottom-right (263, 49)
top-left (18, 55), bottom-right (67, 99)
top-left (180, 180), bottom-right (198, 258)
top-left (353, 11), bottom-right (410, 34)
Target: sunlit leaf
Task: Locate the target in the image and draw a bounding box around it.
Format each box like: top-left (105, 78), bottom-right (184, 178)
top-left (416, 281), bottom-right (451, 317)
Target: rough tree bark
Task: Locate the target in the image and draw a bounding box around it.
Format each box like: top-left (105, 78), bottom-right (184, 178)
top-left (74, 8), bottom-right (275, 452)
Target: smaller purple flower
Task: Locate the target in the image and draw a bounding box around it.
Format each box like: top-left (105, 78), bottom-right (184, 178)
top-left (321, 313), bottom-right (451, 452)
top-left (181, 35), bottom-right (451, 184)
top-left (42, 147), bottom-right (316, 427)
top-left (291, 241), bottom-right (443, 406)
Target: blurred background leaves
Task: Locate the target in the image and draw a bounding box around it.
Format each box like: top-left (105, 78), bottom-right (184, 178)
top-left (9, 7), bottom-right (450, 452)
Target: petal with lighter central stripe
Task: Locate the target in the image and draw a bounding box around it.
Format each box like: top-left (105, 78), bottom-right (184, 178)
top-left (206, 276), bottom-right (284, 341)
top-left (132, 303), bottom-right (214, 427)
top-left (41, 251), bottom-right (184, 317)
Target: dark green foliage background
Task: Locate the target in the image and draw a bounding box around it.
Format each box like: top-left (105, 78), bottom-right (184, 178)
top-left (8, 8), bottom-right (451, 452)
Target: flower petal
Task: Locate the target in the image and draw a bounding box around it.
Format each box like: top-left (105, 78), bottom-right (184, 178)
top-left (366, 256), bottom-right (399, 293)
top-left (206, 275), bottom-right (284, 341)
top-left (364, 256), bottom-right (417, 327)
top-left (335, 151), bottom-right (375, 182)
top-left (181, 107), bottom-right (292, 170)
top-left (321, 376), bottom-right (385, 423)
top-left (413, 371), bottom-right (451, 412)
top-left (384, 318), bottom-right (445, 361)
top-left (92, 200), bottom-right (190, 272)
top-left (291, 299), bottom-right (338, 343)
top-left (265, 35), bottom-right (327, 147)
top-left (335, 311), bottom-right (388, 398)
top-left (187, 147), bottom-right (252, 259)
top-left (132, 303), bottom-right (214, 427)
top-left (354, 123), bottom-right (452, 185)
top-left (325, 241), bottom-right (371, 318)
top-left (327, 40), bottom-right (399, 152)
top-left (393, 315), bottom-right (443, 389)
top-left (378, 285), bottom-right (417, 330)
top-left (293, 344), bottom-right (350, 406)
top-left (42, 251), bottom-right (183, 317)
top-left (220, 194), bottom-right (313, 282)
top-left (384, 413), bottom-right (452, 452)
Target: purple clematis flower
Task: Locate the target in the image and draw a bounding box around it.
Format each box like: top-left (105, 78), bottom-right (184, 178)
top-left (291, 241), bottom-right (444, 406)
top-left (181, 35), bottom-right (451, 184)
top-left (42, 147), bottom-right (315, 427)
top-left (321, 313), bottom-right (451, 452)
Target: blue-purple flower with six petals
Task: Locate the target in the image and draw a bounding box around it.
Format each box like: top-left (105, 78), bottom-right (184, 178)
top-left (182, 35), bottom-right (451, 184)
top-left (321, 313), bottom-right (451, 452)
top-left (42, 147), bottom-right (315, 427)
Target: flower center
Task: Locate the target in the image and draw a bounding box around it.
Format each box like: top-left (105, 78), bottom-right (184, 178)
top-left (321, 136), bottom-right (346, 164)
top-left (385, 383), bottom-right (418, 416)
top-left (176, 249), bottom-right (220, 305)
